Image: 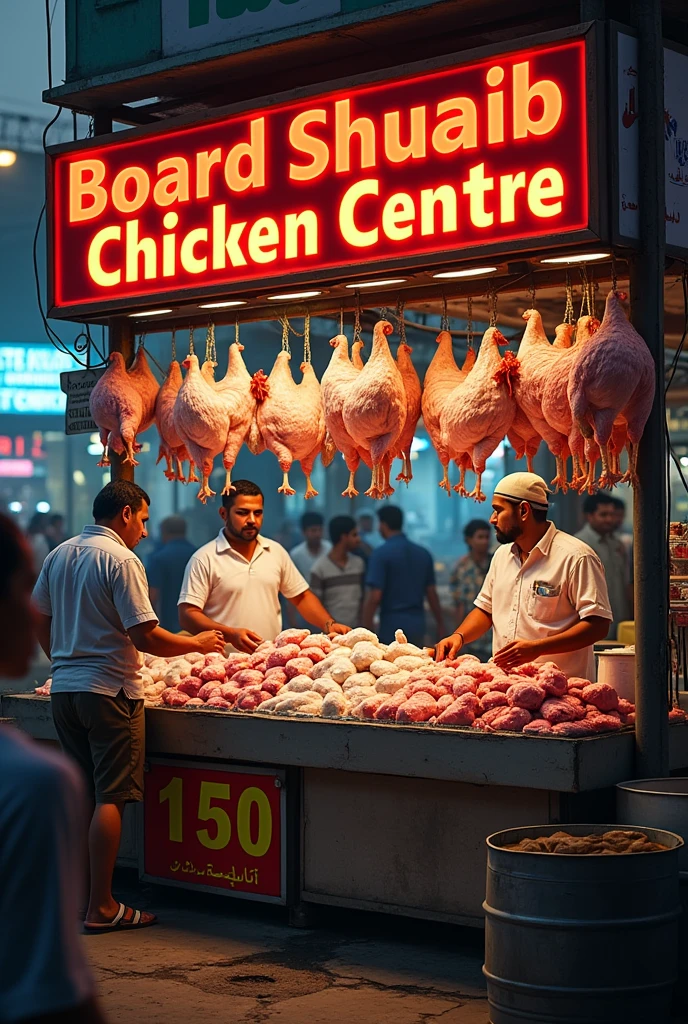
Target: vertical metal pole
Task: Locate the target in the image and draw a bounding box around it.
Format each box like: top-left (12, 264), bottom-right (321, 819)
top-left (630, 0), bottom-right (668, 777)
top-left (107, 319), bottom-right (136, 483)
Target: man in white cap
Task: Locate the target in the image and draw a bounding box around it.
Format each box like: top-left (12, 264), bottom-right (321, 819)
top-left (435, 473), bottom-right (612, 679)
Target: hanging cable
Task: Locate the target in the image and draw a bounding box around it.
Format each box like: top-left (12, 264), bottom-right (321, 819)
top-left (303, 311), bottom-right (312, 363)
top-left (466, 296), bottom-right (474, 349)
top-left (171, 327), bottom-right (177, 362)
top-left (666, 268), bottom-right (688, 394)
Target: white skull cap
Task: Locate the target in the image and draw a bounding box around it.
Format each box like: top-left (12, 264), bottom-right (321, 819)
top-left (493, 472), bottom-right (551, 510)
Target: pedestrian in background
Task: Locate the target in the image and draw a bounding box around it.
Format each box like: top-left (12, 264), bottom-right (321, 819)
top-left (0, 513), bottom-right (107, 1024)
top-left (357, 511), bottom-right (382, 557)
top-left (575, 491), bottom-right (632, 638)
top-left (26, 511), bottom-right (50, 574)
top-left (311, 515), bottom-right (366, 628)
top-left (362, 506), bottom-right (445, 646)
top-left (147, 515), bottom-right (196, 632)
top-left (45, 513), bottom-right (66, 551)
top-left (289, 511), bottom-right (331, 582)
top-left (449, 519), bottom-right (493, 662)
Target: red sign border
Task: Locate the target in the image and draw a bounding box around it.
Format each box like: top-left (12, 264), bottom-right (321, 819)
top-left (139, 757), bottom-right (288, 905)
top-left (46, 22), bottom-right (605, 321)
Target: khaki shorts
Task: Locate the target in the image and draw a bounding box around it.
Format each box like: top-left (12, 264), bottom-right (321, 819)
top-left (51, 690), bottom-right (145, 804)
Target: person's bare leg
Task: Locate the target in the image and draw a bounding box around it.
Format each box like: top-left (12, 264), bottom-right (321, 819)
top-left (85, 802), bottom-right (124, 923)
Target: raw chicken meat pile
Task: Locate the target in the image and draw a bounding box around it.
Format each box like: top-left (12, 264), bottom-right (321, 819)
top-left (88, 293), bottom-right (653, 505)
top-left (128, 628), bottom-right (687, 736)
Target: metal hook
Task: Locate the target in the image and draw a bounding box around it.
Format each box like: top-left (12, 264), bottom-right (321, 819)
top-left (189, 326), bottom-right (195, 355)
top-left (171, 326), bottom-right (177, 362)
top-left (440, 293), bottom-right (449, 332)
top-left (303, 311), bottom-right (312, 363)
top-left (339, 306), bottom-right (344, 335)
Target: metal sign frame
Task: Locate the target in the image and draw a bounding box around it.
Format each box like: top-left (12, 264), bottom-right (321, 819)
top-left (47, 21), bottom-right (606, 322)
top-left (139, 756), bottom-right (288, 905)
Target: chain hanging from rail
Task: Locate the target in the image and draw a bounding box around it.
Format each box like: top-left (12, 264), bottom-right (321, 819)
top-left (235, 318), bottom-right (240, 347)
top-left (205, 321), bottom-right (217, 366)
top-left (563, 270), bottom-right (575, 325)
top-left (188, 326), bottom-right (195, 355)
top-left (579, 266), bottom-right (593, 318)
top-left (466, 296), bottom-right (474, 350)
top-left (279, 313), bottom-right (291, 354)
top-left (440, 293), bottom-right (450, 332)
top-left (353, 292), bottom-right (363, 345)
top-left (527, 277), bottom-right (536, 309)
top-left (488, 285), bottom-right (498, 327)
top-left (611, 254), bottom-right (618, 295)
top-left (395, 298), bottom-right (406, 344)
top-left (171, 326), bottom-right (177, 362)
top-left (303, 311), bottom-right (312, 363)
top-left (137, 332), bottom-right (146, 351)
top-left (339, 306), bottom-right (344, 336)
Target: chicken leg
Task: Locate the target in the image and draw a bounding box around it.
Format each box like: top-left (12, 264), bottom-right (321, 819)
top-left (342, 470), bottom-right (359, 499)
top-left (278, 470), bottom-right (296, 497)
top-left (551, 454), bottom-right (569, 494)
top-left (439, 462), bottom-right (451, 495)
top-left (97, 429), bottom-right (111, 468)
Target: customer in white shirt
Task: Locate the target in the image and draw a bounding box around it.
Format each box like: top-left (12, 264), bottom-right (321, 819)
top-left (435, 473), bottom-right (612, 680)
top-left (179, 480), bottom-right (351, 649)
top-left (311, 515), bottom-right (365, 628)
top-left (33, 481), bottom-right (224, 934)
top-left (0, 512), bottom-right (106, 1024)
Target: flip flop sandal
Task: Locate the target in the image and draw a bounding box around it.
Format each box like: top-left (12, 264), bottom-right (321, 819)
top-left (84, 903), bottom-right (157, 933)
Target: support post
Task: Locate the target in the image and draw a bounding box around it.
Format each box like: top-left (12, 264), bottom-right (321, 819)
top-left (630, 0), bottom-right (668, 777)
top-left (107, 319), bottom-right (136, 483)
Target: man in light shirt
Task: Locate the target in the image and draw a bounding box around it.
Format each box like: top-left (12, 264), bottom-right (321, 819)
top-left (178, 480), bottom-right (351, 649)
top-left (289, 511), bottom-right (331, 582)
top-left (310, 515), bottom-right (365, 628)
top-left (32, 481), bottom-right (224, 933)
top-left (435, 473), bottom-right (612, 679)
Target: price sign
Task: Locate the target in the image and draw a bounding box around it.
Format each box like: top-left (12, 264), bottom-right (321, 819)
top-left (142, 759), bottom-right (285, 902)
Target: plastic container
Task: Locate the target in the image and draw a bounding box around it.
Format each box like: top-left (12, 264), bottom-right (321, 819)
top-left (596, 647), bottom-right (635, 702)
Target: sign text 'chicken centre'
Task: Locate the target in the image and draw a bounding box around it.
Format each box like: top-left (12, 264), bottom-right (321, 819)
top-left (48, 37), bottom-right (590, 318)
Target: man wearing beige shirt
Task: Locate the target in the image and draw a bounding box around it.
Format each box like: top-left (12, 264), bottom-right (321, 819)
top-left (435, 473), bottom-right (612, 679)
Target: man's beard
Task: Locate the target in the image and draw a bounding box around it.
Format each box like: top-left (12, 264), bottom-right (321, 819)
top-left (226, 521), bottom-right (258, 540)
top-left (495, 524), bottom-right (522, 544)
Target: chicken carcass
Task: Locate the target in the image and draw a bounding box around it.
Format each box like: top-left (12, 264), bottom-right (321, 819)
top-left (568, 290), bottom-right (655, 487)
top-left (341, 320), bottom-right (407, 499)
top-left (421, 331), bottom-right (476, 493)
top-left (394, 341), bottom-right (422, 483)
top-left (90, 347), bottom-right (159, 467)
top-left (321, 334), bottom-right (364, 497)
top-left (540, 315), bottom-right (600, 491)
top-left (214, 342), bottom-right (257, 495)
top-left (440, 327), bottom-right (518, 501)
top-left (507, 407), bottom-right (542, 473)
top-left (173, 352), bottom-right (230, 502)
top-left (513, 310), bottom-right (572, 491)
top-left (256, 351), bottom-right (326, 498)
top-left (155, 360), bottom-right (197, 483)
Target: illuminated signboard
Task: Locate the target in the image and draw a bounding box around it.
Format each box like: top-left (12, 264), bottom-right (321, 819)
top-left (0, 345), bottom-right (74, 415)
top-left (48, 33), bottom-right (595, 319)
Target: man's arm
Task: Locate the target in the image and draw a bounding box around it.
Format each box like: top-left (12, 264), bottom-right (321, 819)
top-left (35, 612), bottom-right (52, 660)
top-left (493, 615), bottom-right (610, 671)
top-left (361, 587), bottom-right (381, 631)
top-left (177, 603), bottom-right (263, 653)
top-left (425, 585), bottom-right (446, 640)
top-left (434, 607), bottom-right (493, 661)
top-left (288, 590), bottom-right (350, 634)
top-left (128, 619), bottom-right (225, 658)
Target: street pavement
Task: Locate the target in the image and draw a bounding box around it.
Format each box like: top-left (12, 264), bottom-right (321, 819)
top-left (84, 869), bottom-right (490, 1023)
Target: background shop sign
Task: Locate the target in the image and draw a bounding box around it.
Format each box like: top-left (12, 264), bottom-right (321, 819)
top-left (614, 30), bottom-right (688, 255)
top-left (48, 33), bottom-right (594, 319)
top-left (0, 344), bottom-right (73, 415)
top-left (143, 759), bottom-right (286, 902)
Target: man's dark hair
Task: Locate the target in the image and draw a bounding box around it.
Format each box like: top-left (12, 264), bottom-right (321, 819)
top-left (464, 518), bottom-right (491, 540)
top-left (610, 496), bottom-right (626, 511)
top-left (221, 480), bottom-right (264, 510)
top-left (301, 511), bottom-right (324, 531)
top-left (93, 481), bottom-right (150, 521)
top-left (0, 514), bottom-right (29, 600)
top-left (377, 505), bottom-right (403, 531)
top-left (582, 491), bottom-right (615, 516)
top-left (329, 515), bottom-right (357, 545)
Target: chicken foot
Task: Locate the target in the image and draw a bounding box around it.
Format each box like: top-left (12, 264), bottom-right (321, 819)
top-left (278, 470), bottom-right (296, 497)
top-left (550, 455), bottom-right (569, 494)
top-left (620, 442), bottom-right (640, 487)
top-left (97, 429), bottom-right (111, 468)
top-left (396, 452), bottom-right (413, 485)
top-left (439, 463), bottom-right (452, 495)
top-left (221, 469), bottom-right (235, 496)
top-left (342, 470), bottom-right (359, 499)
top-left (197, 474), bottom-right (216, 504)
top-left (467, 471), bottom-right (486, 503)
top-left (598, 442), bottom-right (621, 490)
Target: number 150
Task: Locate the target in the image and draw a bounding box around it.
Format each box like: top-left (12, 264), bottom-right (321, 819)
top-left (159, 777), bottom-right (273, 856)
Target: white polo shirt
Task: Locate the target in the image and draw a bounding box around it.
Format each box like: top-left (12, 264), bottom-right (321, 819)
top-left (474, 523), bottom-right (612, 680)
top-left (32, 525), bottom-right (158, 699)
top-left (178, 531), bottom-right (308, 642)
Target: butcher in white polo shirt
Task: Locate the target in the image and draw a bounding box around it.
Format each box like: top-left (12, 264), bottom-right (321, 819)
top-left (179, 480), bottom-right (351, 650)
top-left (435, 473), bottom-right (612, 679)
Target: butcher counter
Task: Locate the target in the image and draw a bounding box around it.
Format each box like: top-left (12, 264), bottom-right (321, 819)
top-left (5, 692), bottom-right (688, 928)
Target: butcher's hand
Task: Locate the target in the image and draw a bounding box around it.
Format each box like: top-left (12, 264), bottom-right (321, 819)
top-left (433, 632), bottom-right (464, 662)
top-left (226, 627), bottom-right (264, 653)
top-left (327, 622), bottom-right (351, 636)
top-left (195, 630), bottom-right (226, 655)
top-left (493, 639), bottom-right (540, 671)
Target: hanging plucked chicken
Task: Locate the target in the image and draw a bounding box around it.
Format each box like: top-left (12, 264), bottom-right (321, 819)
top-left (90, 344), bottom-right (159, 467)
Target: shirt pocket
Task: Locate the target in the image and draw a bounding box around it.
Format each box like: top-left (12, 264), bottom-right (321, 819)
top-left (527, 587), bottom-right (561, 624)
